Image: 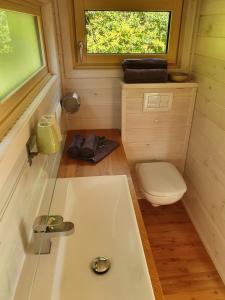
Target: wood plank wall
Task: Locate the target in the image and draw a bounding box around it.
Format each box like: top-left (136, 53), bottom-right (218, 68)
top-left (54, 0), bottom-right (199, 131)
top-left (63, 78), bottom-right (121, 130)
top-left (121, 83), bottom-right (197, 174)
top-left (184, 0), bottom-right (225, 283)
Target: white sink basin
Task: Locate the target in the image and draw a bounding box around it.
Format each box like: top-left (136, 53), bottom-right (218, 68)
top-left (16, 175), bottom-right (155, 300)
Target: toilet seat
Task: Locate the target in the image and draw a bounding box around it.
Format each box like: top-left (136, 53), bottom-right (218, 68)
top-left (136, 162), bottom-right (187, 206)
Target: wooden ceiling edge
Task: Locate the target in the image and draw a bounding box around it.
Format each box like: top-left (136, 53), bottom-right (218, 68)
top-left (3, 0), bottom-right (52, 8)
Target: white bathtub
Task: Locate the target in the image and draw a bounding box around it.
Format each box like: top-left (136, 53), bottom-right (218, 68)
top-left (16, 175), bottom-right (155, 300)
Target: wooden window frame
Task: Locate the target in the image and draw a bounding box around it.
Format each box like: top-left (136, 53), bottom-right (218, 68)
top-left (72, 0), bottom-right (184, 68)
top-left (0, 0), bottom-right (52, 141)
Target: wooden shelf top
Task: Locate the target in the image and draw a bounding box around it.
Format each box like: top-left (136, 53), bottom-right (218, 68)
top-left (57, 129), bottom-right (164, 300)
top-left (121, 80), bottom-right (198, 89)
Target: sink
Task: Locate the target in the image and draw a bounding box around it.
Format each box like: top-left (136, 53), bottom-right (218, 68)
top-left (15, 175), bottom-right (155, 300)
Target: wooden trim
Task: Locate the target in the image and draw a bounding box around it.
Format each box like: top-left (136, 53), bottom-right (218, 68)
top-left (66, 0), bottom-right (77, 69)
top-left (83, 0), bottom-right (181, 10)
top-left (23, 0), bottom-right (49, 6)
top-left (183, 87), bottom-right (197, 170)
top-left (0, 0), bottom-right (41, 15)
top-left (0, 67), bottom-right (47, 119)
top-left (120, 81), bottom-right (199, 89)
top-left (177, 0), bottom-right (201, 71)
top-left (55, 0), bottom-right (74, 75)
top-left (37, 13), bottom-right (48, 66)
top-left (0, 0), bottom-right (54, 140)
top-left (121, 88), bottom-right (127, 142)
top-left (72, 0), bottom-right (183, 67)
top-left (0, 71), bottom-right (51, 141)
top-left (40, 0), bottom-right (61, 75)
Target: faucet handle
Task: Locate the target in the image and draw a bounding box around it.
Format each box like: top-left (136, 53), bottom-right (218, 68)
top-left (33, 215), bottom-right (64, 233)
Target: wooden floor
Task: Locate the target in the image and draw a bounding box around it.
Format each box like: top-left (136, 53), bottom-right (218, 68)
top-left (139, 200), bottom-right (225, 300)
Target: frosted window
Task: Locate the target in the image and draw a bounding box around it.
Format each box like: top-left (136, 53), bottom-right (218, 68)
top-left (0, 9), bottom-right (43, 101)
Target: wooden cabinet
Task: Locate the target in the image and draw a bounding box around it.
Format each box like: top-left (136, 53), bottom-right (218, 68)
top-left (121, 81), bottom-right (198, 173)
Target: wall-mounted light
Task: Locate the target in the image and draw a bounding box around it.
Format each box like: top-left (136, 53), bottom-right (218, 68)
top-left (60, 92), bottom-right (80, 114)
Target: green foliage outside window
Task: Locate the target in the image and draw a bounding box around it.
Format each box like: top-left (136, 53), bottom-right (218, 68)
top-left (0, 11), bottom-right (13, 54)
top-left (85, 11), bottom-right (170, 54)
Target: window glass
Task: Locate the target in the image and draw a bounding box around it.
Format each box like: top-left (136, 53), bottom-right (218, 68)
top-left (0, 9), bottom-right (43, 101)
top-left (85, 11), bottom-right (171, 55)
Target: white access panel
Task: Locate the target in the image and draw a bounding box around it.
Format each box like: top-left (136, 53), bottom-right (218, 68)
top-left (143, 93), bottom-right (173, 112)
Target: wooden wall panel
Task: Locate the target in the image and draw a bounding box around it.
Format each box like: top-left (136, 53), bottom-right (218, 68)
top-left (184, 0), bottom-right (225, 284)
top-left (198, 15), bottom-right (225, 37)
top-left (63, 78), bottom-right (121, 129)
top-left (121, 83), bottom-right (197, 173)
top-left (195, 37), bottom-right (225, 61)
top-left (192, 54), bottom-right (225, 84)
top-left (200, 0), bottom-right (225, 15)
top-left (183, 178), bottom-right (225, 283)
top-left (63, 78), bottom-right (122, 127)
top-left (54, 0), bottom-right (200, 131)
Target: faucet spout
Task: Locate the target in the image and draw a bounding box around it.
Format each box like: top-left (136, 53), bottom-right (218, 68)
top-left (33, 215), bottom-right (74, 254)
top-left (46, 221), bottom-right (74, 236)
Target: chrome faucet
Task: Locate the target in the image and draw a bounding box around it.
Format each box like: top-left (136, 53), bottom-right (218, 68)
top-left (33, 215), bottom-right (74, 254)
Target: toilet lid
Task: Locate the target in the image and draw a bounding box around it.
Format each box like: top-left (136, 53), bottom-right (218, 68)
top-left (136, 162), bottom-right (187, 197)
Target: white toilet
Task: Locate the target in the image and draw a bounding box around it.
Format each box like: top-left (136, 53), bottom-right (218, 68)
top-left (136, 162), bottom-right (187, 207)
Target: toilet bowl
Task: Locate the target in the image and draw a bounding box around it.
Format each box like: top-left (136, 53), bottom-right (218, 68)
top-left (136, 162), bottom-right (187, 207)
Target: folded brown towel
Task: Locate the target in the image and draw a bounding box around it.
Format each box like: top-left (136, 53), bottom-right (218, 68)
top-left (67, 135), bottom-right (119, 163)
top-left (122, 58), bottom-right (167, 71)
top-left (90, 138), bottom-right (118, 163)
top-left (80, 135), bottom-right (98, 158)
top-left (67, 135), bottom-right (84, 158)
top-left (124, 68), bottom-right (168, 83)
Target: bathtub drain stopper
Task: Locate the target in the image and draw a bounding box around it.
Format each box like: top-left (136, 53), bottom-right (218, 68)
top-left (91, 257), bottom-right (111, 274)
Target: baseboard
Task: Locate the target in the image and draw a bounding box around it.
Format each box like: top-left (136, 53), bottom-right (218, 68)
top-left (183, 184), bottom-right (225, 284)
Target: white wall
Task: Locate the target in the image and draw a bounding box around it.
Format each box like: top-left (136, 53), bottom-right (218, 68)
top-left (184, 0), bottom-right (225, 283)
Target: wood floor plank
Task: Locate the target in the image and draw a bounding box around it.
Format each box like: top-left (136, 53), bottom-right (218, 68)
top-left (151, 244), bottom-right (210, 260)
top-left (143, 212), bottom-right (191, 225)
top-left (146, 226), bottom-right (201, 247)
top-left (161, 272), bottom-right (224, 294)
top-left (164, 288), bottom-right (225, 300)
top-left (139, 199), bottom-right (225, 299)
top-left (156, 257), bottom-right (215, 278)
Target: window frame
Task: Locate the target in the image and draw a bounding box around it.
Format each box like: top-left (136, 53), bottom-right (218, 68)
top-left (73, 0), bottom-right (184, 67)
top-left (0, 1), bottom-right (51, 141)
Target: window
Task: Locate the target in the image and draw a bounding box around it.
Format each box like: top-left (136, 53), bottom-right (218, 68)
top-left (0, 9), bottom-right (43, 100)
top-left (0, 2), bottom-right (50, 141)
top-left (85, 11), bottom-right (171, 55)
top-left (73, 0), bottom-right (184, 67)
